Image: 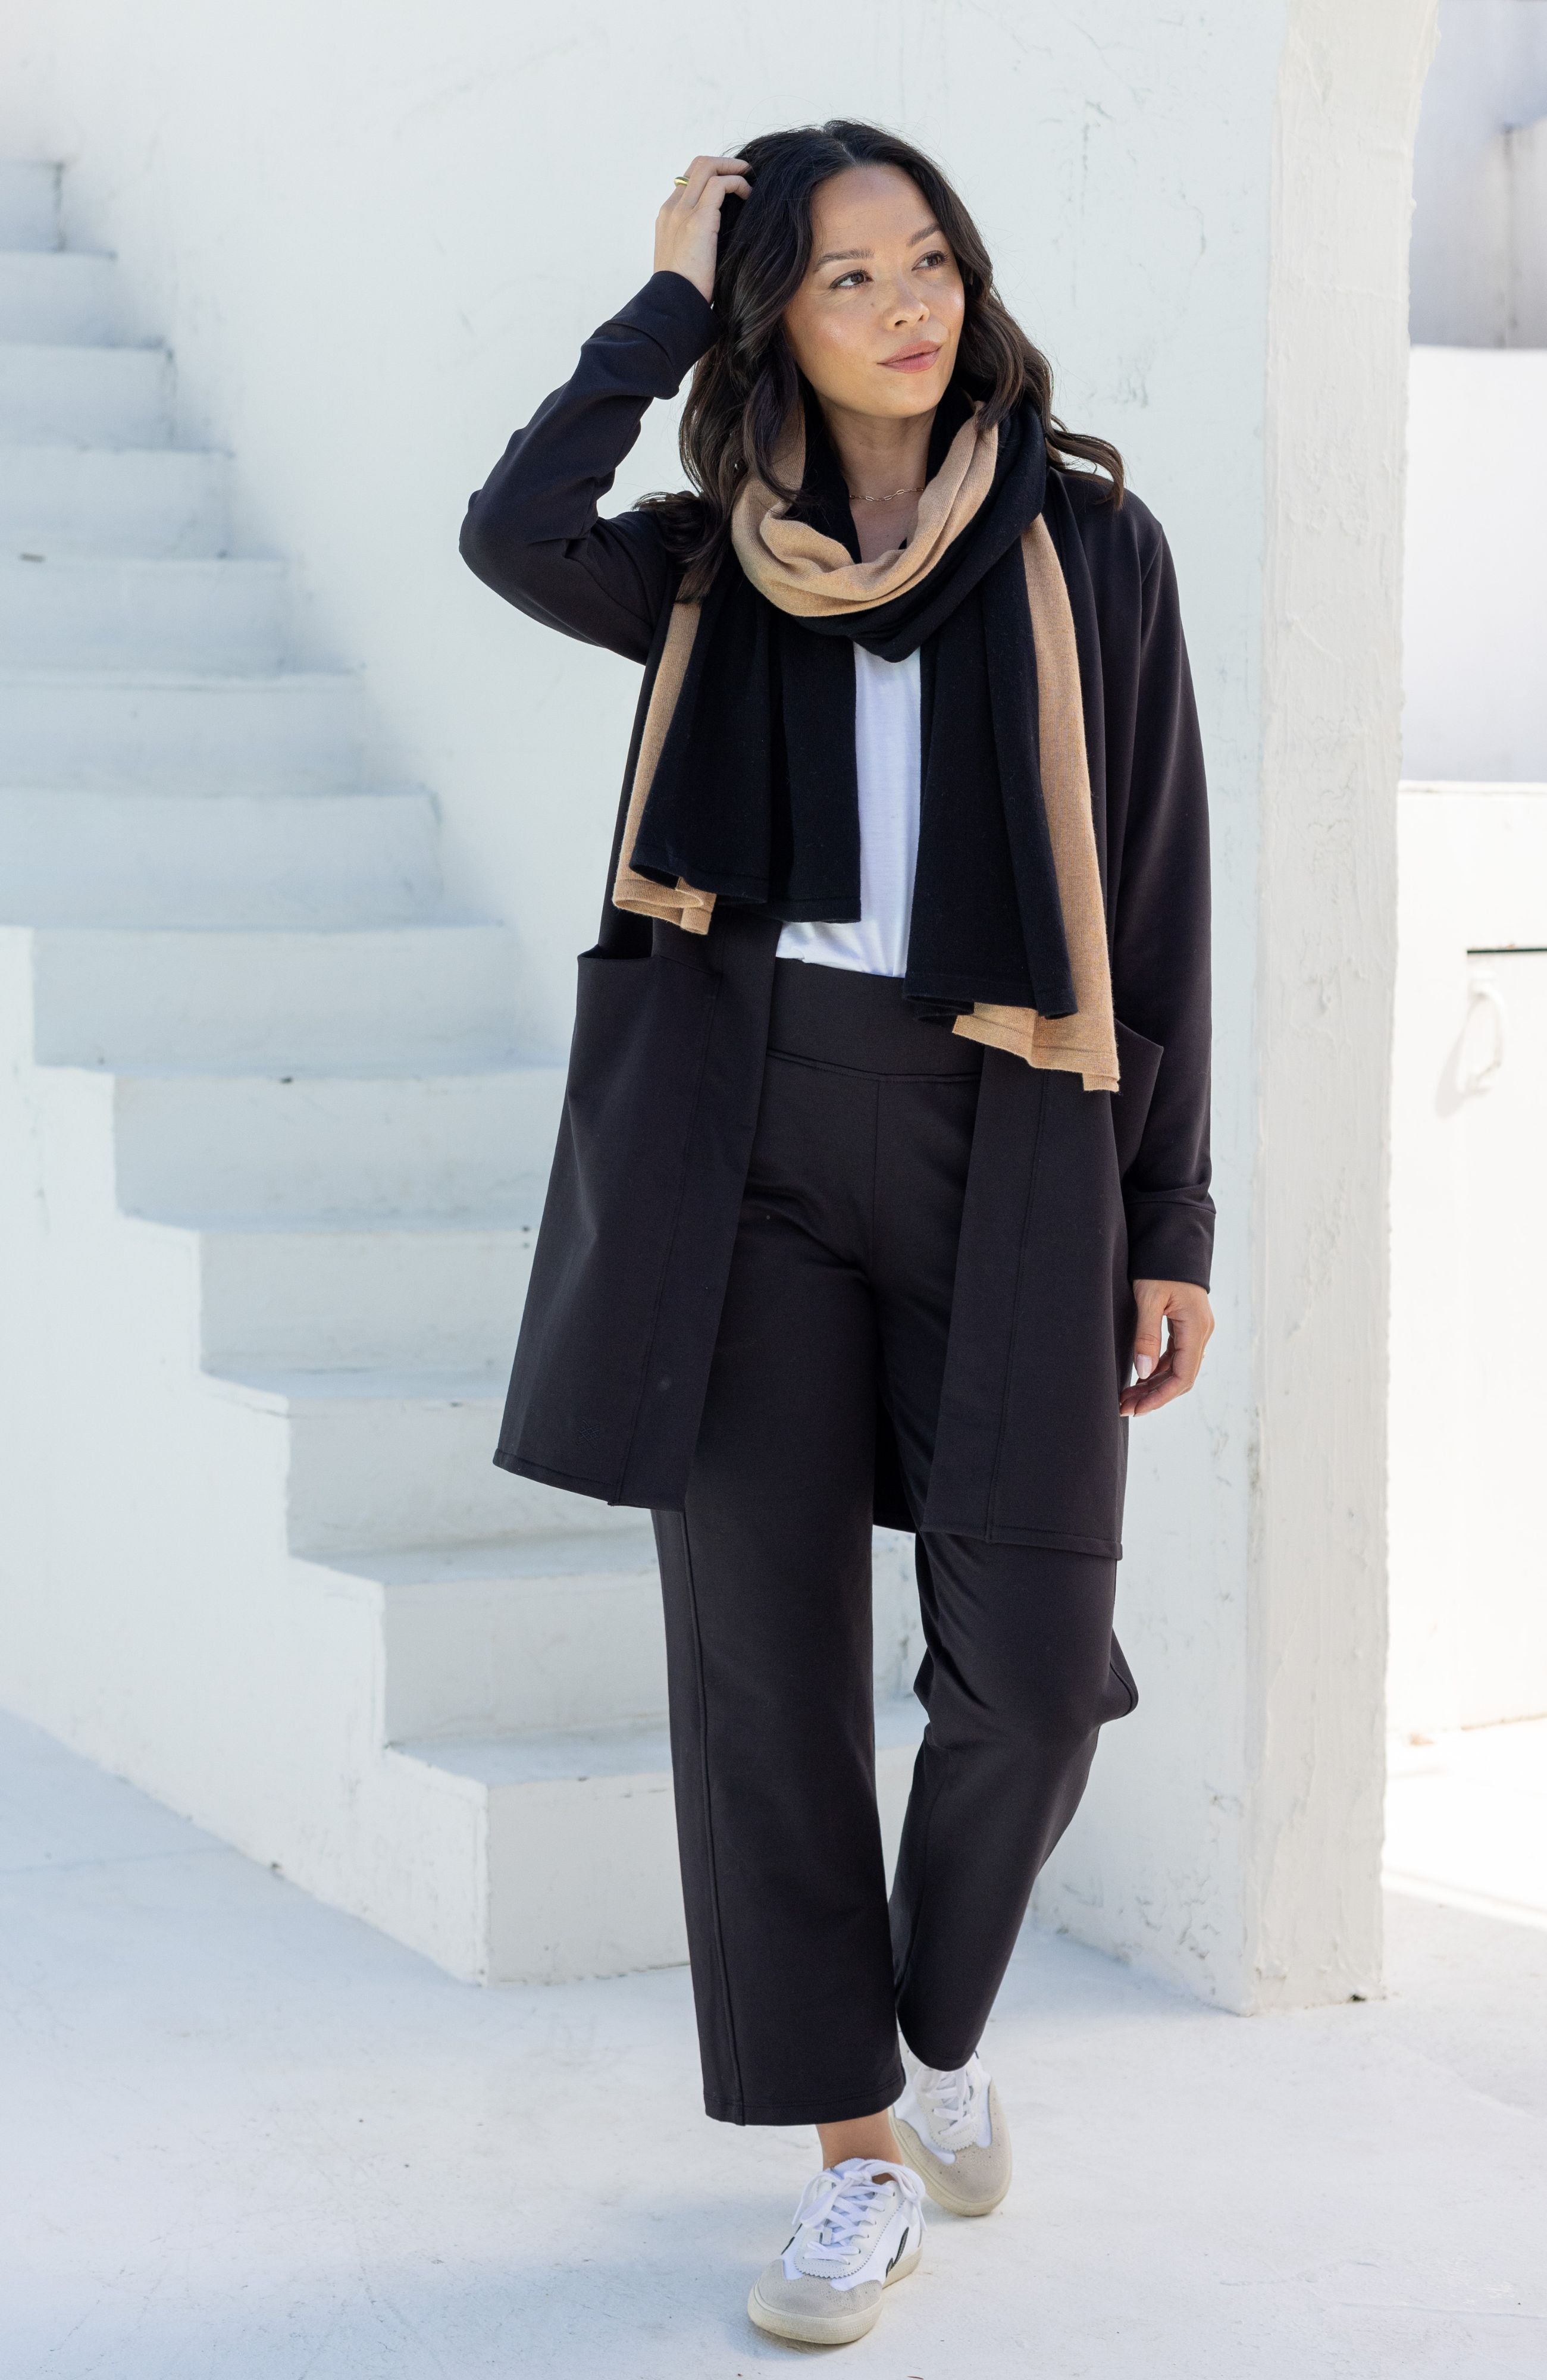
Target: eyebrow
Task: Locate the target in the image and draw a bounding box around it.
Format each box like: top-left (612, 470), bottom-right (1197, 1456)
top-left (812, 221), bottom-right (942, 270)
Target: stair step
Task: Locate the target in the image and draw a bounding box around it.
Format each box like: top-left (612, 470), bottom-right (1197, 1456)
top-left (404, 1695), bottom-right (928, 1786)
top-left (0, 155), bottom-right (734, 1991)
top-left (210, 1366), bottom-right (610, 1554)
top-left (30, 921), bottom-right (523, 1069)
top-left (196, 1219), bottom-right (534, 1371)
top-left (0, 250), bottom-right (121, 343)
top-left (0, 785), bottom-right (444, 927)
top-left (114, 1063), bottom-right (563, 1223)
top-left (0, 342), bottom-right (171, 444)
top-left (388, 1698), bottom-right (928, 1984)
top-left (405, 1717), bottom-right (674, 1787)
top-left (391, 1720), bottom-right (683, 1982)
top-left (0, 163), bottom-right (61, 250)
top-left (326, 1527), bottom-right (665, 1738)
top-left (0, 556), bottom-right (289, 671)
top-left (0, 669), bottom-right (372, 788)
top-left (0, 446), bottom-right (230, 557)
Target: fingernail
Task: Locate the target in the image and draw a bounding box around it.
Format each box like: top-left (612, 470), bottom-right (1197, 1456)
top-left (1134, 1354), bottom-right (1154, 1380)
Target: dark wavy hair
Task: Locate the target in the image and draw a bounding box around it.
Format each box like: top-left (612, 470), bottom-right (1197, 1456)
top-left (640, 118), bottom-right (1123, 596)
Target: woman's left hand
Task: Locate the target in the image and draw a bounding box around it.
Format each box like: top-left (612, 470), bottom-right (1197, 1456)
top-left (1120, 1279), bottom-right (1214, 1418)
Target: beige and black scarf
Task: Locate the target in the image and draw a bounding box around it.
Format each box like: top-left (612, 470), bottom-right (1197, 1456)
top-left (613, 390), bottom-right (1118, 1093)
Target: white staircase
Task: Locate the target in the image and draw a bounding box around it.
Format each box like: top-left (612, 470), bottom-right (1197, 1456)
top-left (0, 161), bottom-right (924, 1982)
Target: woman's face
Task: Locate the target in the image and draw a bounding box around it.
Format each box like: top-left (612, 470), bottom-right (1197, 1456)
top-left (781, 164), bottom-right (965, 424)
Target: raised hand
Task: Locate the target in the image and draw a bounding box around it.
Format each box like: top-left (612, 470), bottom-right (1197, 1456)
top-left (654, 154), bottom-right (752, 302)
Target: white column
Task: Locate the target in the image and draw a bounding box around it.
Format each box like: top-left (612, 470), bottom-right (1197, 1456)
top-left (1250, 0), bottom-right (1436, 2003)
top-left (1038, 1), bottom-right (1437, 2009)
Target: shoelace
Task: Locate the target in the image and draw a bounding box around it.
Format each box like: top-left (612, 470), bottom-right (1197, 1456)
top-left (916, 2059), bottom-right (986, 2150)
top-left (792, 2158), bottom-right (923, 2273)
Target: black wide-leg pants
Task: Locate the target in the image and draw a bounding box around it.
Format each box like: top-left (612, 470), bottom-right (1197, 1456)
top-left (653, 960), bottom-right (1137, 2127)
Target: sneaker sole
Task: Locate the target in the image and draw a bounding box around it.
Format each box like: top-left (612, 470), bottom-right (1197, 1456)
top-left (746, 2240), bottom-right (922, 2346)
top-left (893, 2118), bottom-right (1012, 2218)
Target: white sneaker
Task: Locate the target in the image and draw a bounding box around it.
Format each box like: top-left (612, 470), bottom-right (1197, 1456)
top-left (746, 2156), bottom-right (925, 2345)
top-left (893, 2052), bottom-right (1013, 2216)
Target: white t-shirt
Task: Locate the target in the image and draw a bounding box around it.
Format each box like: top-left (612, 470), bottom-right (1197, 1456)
top-left (775, 645), bottom-right (921, 979)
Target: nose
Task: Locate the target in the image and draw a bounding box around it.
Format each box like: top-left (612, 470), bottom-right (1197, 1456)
top-left (886, 276), bottom-right (929, 326)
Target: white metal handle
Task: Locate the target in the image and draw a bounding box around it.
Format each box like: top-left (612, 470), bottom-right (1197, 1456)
top-left (1461, 977), bottom-right (1506, 1095)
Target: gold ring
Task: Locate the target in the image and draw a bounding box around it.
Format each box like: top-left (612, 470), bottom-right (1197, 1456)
top-left (673, 174), bottom-right (690, 186)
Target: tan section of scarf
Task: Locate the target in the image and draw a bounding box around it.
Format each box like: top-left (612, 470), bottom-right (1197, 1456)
top-left (730, 406), bottom-right (998, 613)
top-left (950, 524), bottom-right (1118, 1093)
top-left (610, 599), bottom-right (714, 935)
top-left (612, 415), bottom-right (1119, 1092)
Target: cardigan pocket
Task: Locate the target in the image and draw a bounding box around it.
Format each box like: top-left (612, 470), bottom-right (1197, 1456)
top-left (566, 945), bottom-right (718, 1100)
top-left (496, 947), bottom-right (719, 1496)
top-left (1102, 1635), bottom-right (1139, 1720)
top-left (1111, 1019), bottom-right (1163, 1182)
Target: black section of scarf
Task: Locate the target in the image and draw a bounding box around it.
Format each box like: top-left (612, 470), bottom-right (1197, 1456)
top-left (628, 386), bottom-right (1075, 1023)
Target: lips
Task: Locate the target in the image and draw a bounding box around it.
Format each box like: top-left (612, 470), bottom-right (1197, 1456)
top-left (881, 343), bottom-right (944, 372)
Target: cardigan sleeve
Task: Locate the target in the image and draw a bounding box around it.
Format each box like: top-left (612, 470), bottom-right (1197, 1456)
top-left (1109, 520), bottom-right (1216, 1291)
top-left (459, 271), bottom-right (718, 664)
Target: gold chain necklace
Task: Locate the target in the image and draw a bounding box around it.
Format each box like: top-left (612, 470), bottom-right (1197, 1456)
top-left (850, 483), bottom-right (923, 504)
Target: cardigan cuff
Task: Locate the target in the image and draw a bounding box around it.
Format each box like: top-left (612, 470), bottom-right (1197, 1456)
top-left (1124, 1196), bottom-right (1214, 1292)
top-left (605, 271), bottom-right (719, 389)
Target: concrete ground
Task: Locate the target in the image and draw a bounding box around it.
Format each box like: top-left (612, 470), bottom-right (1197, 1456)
top-left (3, 1711), bottom-right (1544, 2379)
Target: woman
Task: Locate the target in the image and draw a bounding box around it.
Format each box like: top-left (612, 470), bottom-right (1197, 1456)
top-left (461, 120), bottom-right (1213, 2348)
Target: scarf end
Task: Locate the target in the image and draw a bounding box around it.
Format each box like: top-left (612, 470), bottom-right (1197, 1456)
top-left (953, 1003), bottom-right (1120, 1094)
top-left (611, 866), bottom-right (716, 937)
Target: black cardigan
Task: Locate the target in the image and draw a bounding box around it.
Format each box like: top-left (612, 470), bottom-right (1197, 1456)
top-left (461, 272), bottom-right (1213, 1553)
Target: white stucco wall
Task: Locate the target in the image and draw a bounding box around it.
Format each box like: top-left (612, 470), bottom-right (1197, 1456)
top-left (0, 0), bottom-right (1436, 2009)
top-left (1410, 0), bottom-right (1547, 344)
top-left (1388, 785), bottom-right (1547, 1737)
top-left (1405, 346), bottom-right (1547, 777)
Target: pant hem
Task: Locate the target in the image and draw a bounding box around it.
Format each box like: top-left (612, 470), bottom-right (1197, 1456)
top-left (703, 2058), bottom-right (907, 2130)
top-left (898, 2030), bottom-right (979, 2074)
